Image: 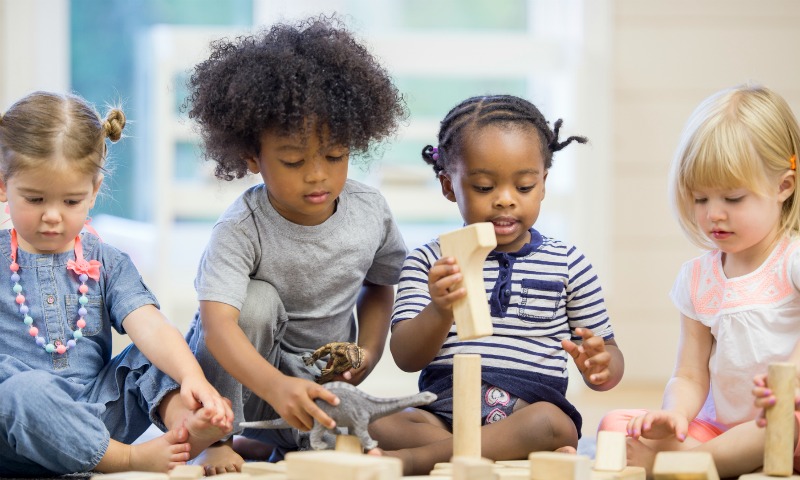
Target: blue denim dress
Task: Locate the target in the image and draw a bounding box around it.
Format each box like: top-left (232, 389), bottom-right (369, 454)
top-left (0, 230), bottom-right (179, 476)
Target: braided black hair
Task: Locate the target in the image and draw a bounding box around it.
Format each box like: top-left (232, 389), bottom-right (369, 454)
top-left (186, 15), bottom-right (407, 181)
top-left (421, 95), bottom-right (587, 176)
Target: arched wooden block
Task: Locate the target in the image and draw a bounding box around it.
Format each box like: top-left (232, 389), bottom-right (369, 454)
top-left (439, 223), bottom-right (496, 340)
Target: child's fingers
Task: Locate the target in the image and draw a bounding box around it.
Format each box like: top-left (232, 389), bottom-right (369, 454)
top-left (307, 386), bottom-right (339, 429)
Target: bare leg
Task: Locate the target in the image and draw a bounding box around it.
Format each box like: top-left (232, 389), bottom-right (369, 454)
top-left (376, 402), bottom-right (578, 476)
top-left (94, 427), bottom-right (190, 473)
top-left (159, 389), bottom-right (230, 459)
top-left (628, 420), bottom-right (780, 479)
top-left (190, 438), bottom-right (244, 476)
top-left (233, 436), bottom-right (274, 461)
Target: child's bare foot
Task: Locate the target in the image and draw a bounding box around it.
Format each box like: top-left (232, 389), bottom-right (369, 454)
top-left (190, 439), bottom-right (243, 476)
top-left (181, 404), bottom-right (232, 458)
top-left (554, 445), bottom-right (577, 454)
top-left (96, 427), bottom-right (190, 473)
top-left (626, 437), bottom-right (657, 477)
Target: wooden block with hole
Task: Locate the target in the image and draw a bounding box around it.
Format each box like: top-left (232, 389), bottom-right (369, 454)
top-left (91, 473), bottom-right (169, 480)
top-left (439, 223), bottom-right (496, 340)
top-left (651, 451), bottom-right (719, 480)
top-left (285, 450), bottom-right (401, 480)
top-left (529, 452), bottom-right (592, 480)
top-left (169, 465), bottom-right (205, 479)
top-left (593, 431), bottom-right (627, 472)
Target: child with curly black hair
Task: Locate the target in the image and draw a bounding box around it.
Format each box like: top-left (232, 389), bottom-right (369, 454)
top-left (182, 16), bottom-right (408, 473)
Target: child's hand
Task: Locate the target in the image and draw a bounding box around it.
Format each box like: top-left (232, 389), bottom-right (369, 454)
top-left (752, 373), bottom-right (800, 427)
top-left (626, 409), bottom-right (689, 442)
top-left (428, 256), bottom-right (465, 314)
top-left (331, 348), bottom-right (372, 386)
top-left (179, 375), bottom-right (234, 431)
top-left (270, 375), bottom-right (340, 431)
top-left (562, 327), bottom-right (611, 385)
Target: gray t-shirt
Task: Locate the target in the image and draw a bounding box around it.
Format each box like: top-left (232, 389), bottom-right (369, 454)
top-left (194, 179), bottom-right (406, 353)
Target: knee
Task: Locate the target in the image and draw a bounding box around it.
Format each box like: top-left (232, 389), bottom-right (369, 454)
top-left (239, 279), bottom-right (287, 332)
top-left (598, 409), bottom-right (644, 433)
top-left (514, 403), bottom-right (578, 450)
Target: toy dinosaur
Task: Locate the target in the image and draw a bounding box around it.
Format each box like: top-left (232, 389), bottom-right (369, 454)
top-left (239, 381), bottom-right (437, 451)
top-left (303, 342), bottom-right (364, 384)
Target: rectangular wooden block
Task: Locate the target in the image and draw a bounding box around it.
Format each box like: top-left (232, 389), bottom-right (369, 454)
top-left (91, 473), bottom-right (169, 480)
top-left (594, 431), bottom-right (627, 472)
top-left (592, 466), bottom-right (645, 479)
top-left (652, 451), bottom-right (719, 480)
top-left (169, 465), bottom-right (205, 479)
top-left (529, 452), bottom-right (592, 480)
top-left (286, 450), bottom-right (401, 480)
top-left (764, 362), bottom-right (798, 476)
top-left (241, 462), bottom-right (287, 474)
top-left (452, 457), bottom-right (494, 480)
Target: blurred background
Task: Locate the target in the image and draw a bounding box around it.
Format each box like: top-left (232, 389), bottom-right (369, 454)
top-left (1, 0), bottom-right (799, 436)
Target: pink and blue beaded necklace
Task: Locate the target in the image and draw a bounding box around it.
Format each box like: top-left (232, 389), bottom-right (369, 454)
top-left (10, 228), bottom-right (100, 354)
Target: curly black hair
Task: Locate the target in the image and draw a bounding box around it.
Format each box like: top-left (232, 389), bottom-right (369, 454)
top-left (186, 15), bottom-right (407, 181)
top-left (421, 95), bottom-right (587, 177)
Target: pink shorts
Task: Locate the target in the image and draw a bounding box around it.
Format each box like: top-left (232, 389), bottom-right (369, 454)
top-left (598, 408), bottom-right (800, 473)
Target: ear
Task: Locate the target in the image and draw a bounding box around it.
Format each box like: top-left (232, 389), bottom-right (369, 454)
top-left (778, 170), bottom-right (796, 202)
top-left (0, 177), bottom-right (7, 203)
top-left (438, 172), bottom-right (457, 202)
top-left (88, 174), bottom-right (103, 209)
top-left (245, 155), bottom-right (261, 174)
top-left (541, 170), bottom-right (548, 200)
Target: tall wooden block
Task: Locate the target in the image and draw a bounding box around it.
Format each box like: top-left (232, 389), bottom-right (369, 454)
top-left (652, 451), bottom-right (719, 480)
top-left (529, 452), bottom-right (592, 480)
top-left (453, 354), bottom-right (482, 459)
top-left (764, 362), bottom-right (798, 476)
top-left (594, 430), bottom-right (627, 472)
top-left (439, 223), bottom-right (496, 340)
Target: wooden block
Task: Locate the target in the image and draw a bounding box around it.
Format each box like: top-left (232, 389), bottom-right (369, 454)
top-left (494, 460), bottom-right (529, 469)
top-left (453, 354), bottom-right (482, 459)
top-left (764, 362), bottom-right (798, 476)
top-left (210, 474), bottom-right (251, 479)
top-left (91, 473), bottom-right (169, 480)
top-left (242, 462), bottom-right (287, 475)
top-left (286, 450), bottom-right (401, 480)
top-left (335, 434), bottom-right (364, 454)
top-left (439, 223), bottom-right (496, 340)
top-left (169, 465), bottom-right (205, 479)
top-left (591, 466), bottom-right (645, 479)
top-left (452, 457), bottom-right (495, 480)
top-left (594, 431), bottom-right (627, 471)
top-left (529, 452), bottom-right (592, 480)
top-left (651, 451), bottom-right (719, 480)
top-left (739, 474), bottom-right (800, 479)
top-left (493, 467), bottom-right (528, 480)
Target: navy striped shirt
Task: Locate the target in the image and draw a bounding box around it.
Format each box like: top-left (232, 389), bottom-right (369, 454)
top-left (391, 228), bottom-right (614, 390)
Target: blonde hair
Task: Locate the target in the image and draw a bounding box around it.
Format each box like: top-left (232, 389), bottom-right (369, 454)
top-left (0, 91), bottom-right (125, 182)
top-left (669, 84), bottom-right (800, 249)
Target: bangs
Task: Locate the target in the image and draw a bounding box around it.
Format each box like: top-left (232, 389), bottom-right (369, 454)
top-left (679, 114), bottom-right (769, 195)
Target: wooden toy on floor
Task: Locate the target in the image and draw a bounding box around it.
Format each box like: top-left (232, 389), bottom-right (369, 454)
top-left (439, 223), bottom-right (496, 340)
top-left (453, 354), bottom-right (482, 460)
top-left (528, 451), bottom-right (592, 480)
top-left (651, 451), bottom-right (719, 480)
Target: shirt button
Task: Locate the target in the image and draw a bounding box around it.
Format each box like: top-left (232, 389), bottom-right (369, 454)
top-left (47, 295), bottom-right (55, 304)
top-left (505, 289), bottom-right (511, 296)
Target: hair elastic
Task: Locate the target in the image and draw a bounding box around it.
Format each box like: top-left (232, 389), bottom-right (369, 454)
top-left (791, 154), bottom-right (797, 171)
top-left (431, 147), bottom-right (439, 161)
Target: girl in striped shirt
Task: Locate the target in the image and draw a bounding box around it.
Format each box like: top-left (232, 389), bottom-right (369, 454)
top-left (370, 94), bottom-right (624, 475)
